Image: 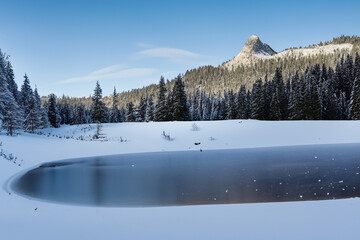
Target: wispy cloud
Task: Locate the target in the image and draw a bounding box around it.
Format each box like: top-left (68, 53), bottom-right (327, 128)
top-left (135, 42), bottom-right (154, 48)
top-left (136, 47), bottom-right (200, 61)
top-left (90, 64), bottom-right (125, 75)
top-left (59, 65), bottom-right (158, 84)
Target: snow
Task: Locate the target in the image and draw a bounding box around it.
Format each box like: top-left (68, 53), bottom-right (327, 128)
top-left (1, 120), bottom-right (360, 239)
top-left (225, 43), bottom-right (353, 69)
top-left (275, 43), bottom-right (353, 59)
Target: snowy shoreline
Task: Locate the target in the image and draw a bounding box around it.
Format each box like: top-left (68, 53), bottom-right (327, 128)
top-left (1, 120), bottom-right (360, 240)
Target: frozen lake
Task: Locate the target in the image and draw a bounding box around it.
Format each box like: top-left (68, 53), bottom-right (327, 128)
top-left (8, 143), bottom-right (360, 207)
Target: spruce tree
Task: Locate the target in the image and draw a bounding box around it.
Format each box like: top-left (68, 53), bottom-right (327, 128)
top-left (91, 81), bottom-right (108, 123)
top-left (210, 98), bottom-right (219, 120)
top-left (138, 96), bottom-right (147, 121)
top-left (350, 53), bottom-right (360, 119)
top-left (110, 87), bottom-right (119, 123)
top-left (154, 76), bottom-right (167, 121)
top-left (47, 94), bottom-right (61, 128)
top-left (226, 90), bottom-right (237, 119)
top-left (236, 85), bottom-right (247, 119)
top-left (172, 74), bottom-right (188, 121)
top-left (202, 94), bottom-right (211, 120)
top-left (145, 95), bottom-right (154, 121)
top-left (125, 102), bottom-right (135, 122)
top-left (166, 90), bottom-right (174, 121)
top-left (24, 93), bottom-right (41, 132)
top-left (21, 74), bottom-right (33, 115)
top-left (5, 60), bottom-right (19, 103)
top-left (288, 73), bottom-right (303, 120)
top-left (350, 76), bottom-right (360, 119)
top-left (250, 79), bottom-right (264, 119)
top-left (270, 68), bottom-right (286, 120)
top-left (0, 74), bottom-right (22, 135)
top-left (309, 74), bottom-right (321, 120)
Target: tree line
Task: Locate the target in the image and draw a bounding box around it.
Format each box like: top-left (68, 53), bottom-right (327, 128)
top-left (1, 48), bottom-right (360, 135)
top-left (110, 53), bottom-right (360, 122)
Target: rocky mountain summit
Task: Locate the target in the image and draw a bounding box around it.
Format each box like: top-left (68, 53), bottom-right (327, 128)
top-left (223, 35), bottom-right (277, 69)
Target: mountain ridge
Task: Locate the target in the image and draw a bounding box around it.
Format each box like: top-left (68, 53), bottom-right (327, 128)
top-left (64, 35), bottom-right (360, 108)
top-left (223, 35), bottom-right (356, 71)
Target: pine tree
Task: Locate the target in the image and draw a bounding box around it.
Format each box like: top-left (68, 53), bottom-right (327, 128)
top-left (202, 94), bottom-right (211, 120)
top-left (134, 108), bottom-right (141, 122)
top-left (165, 90), bottom-right (174, 121)
top-left (236, 85), bottom-right (247, 119)
top-left (270, 68), bottom-right (286, 120)
top-left (263, 77), bottom-right (271, 120)
top-left (5, 60), bottom-right (19, 103)
top-left (250, 79), bottom-right (264, 119)
top-left (138, 96), bottom-right (147, 121)
top-left (154, 76), bottom-right (167, 121)
top-left (350, 76), bottom-right (360, 119)
top-left (309, 74), bottom-right (321, 120)
top-left (172, 75), bottom-right (188, 121)
top-left (0, 73), bottom-right (22, 135)
top-left (24, 93), bottom-right (41, 132)
top-left (210, 98), bottom-right (219, 120)
top-left (288, 73), bottom-right (303, 120)
top-left (343, 54), bottom-right (354, 101)
top-left (20, 74), bottom-right (33, 115)
top-left (145, 95), bottom-right (154, 121)
top-left (302, 76), bottom-right (312, 120)
top-left (39, 107), bottom-right (49, 128)
top-left (196, 91), bottom-right (203, 120)
top-left (91, 81), bottom-right (108, 123)
top-left (226, 90), bottom-right (237, 119)
top-left (47, 94), bottom-right (61, 128)
top-left (190, 90), bottom-right (199, 120)
top-left (118, 108), bottom-right (125, 122)
top-left (125, 102), bottom-right (135, 122)
top-left (110, 87), bottom-right (119, 123)
top-left (350, 53), bottom-right (360, 119)
top-left (337, 91), bottom-right (348, 120)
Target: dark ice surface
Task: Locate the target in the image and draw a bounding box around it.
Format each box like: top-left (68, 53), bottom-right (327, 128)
top-left (7, 143), bottom-right (360, 207)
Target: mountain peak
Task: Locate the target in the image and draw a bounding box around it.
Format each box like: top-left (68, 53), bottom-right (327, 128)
top-left (240, 35), bottom-right (276, 56)
top-left (223, 35), bottom-right (277, 69)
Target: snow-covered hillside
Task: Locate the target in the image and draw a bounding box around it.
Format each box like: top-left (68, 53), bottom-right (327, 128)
top-left (1, 120), bottom-right (360, 240)
top-left (223, 35), bottom-right (353, 70)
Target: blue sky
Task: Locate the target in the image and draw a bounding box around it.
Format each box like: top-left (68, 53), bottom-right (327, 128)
top-left (0, 0), bottom-right (359, 97)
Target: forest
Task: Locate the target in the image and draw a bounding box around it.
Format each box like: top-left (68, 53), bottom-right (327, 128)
top-left (0, 37), bottom-right (360, 135)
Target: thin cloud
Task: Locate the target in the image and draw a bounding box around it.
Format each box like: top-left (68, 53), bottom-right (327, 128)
top-left (137, 47), bottom-right (200, 61)
top-left (90, 64), bottom-right (124, 75)
top-left (59, 66), bottom-right (158, 84)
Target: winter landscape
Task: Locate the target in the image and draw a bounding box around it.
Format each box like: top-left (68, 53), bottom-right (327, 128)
top-left (1, 0), bottom-right (360, 239)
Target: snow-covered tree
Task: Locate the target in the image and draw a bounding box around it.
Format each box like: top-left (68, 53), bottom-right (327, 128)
top-left (0, 76), bottom-right (22, 135)
top-left (145, 95), bottom-right (154, 121)
top-left (226, 90), bottom-right (237, 119)
top-left (20, 74), bottom-right (33, 114)
top-left (125, 102), bottom-right (135, 122)
top-left (24, 93), bottom-right (41, 132)
top-left (350, 53), bottom-right (360, 119)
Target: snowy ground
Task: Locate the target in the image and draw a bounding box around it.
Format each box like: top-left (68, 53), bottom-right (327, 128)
top-left (1, 120), bottom-right (360, 239)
